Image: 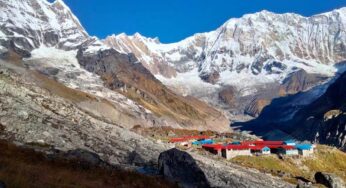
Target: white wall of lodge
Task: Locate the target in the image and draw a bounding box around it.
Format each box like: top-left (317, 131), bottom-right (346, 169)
top-left (261, 150), bottom-right (271, 155)
top-left (298, 148), bottom-right (314, 156)
top-left (280, 149), bottom-right (299, 155)
top-left (222, 149), bottom-right (252, 159)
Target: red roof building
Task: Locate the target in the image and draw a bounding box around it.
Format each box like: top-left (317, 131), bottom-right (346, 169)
top-left (278, 145), bottom-right (296, 150)
top-left (223, 145), bottom-right (251, 150)
top-left (169, 135), bottom-right (210, 143)
top-left (253, 141), bottom-right (284, 145)
top-left (202, 144), bottom-right (223, 156)
top-left (202, 144), bottom-right (223, 150)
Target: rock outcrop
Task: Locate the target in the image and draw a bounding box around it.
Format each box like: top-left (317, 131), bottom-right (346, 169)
top-left (315, 172), bottom-right (345, 188)
top-left (280, 70), bottom-right (327, 95)
top-left (158, 149), bottom-right (210, 188)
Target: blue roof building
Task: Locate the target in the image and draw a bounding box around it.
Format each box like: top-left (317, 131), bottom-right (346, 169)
top-left (231, 141), bottom-right (241, 145)
top-left (192, 139), bottom-right (214, 145)
top-left (296, 144), bottom-right (312, 150)
top-left (296, 144), bottom-right (314, 156)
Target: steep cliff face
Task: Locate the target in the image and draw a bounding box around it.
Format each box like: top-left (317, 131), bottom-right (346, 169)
top-left (288, 72), bottom-right (346, 150)
top-left (104, 8), bottom-right (346, 120)
top-left (0, 0), bottom-right (88, 56)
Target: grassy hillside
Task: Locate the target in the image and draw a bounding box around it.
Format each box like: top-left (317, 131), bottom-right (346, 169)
top-left (231, 145), bottom-right (346, 184)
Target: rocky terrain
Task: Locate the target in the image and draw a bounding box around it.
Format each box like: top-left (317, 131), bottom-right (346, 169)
top-left (236, 71), bottom-right (346, 151)
top-left (288, 71), bottom-right (346, 151)
top-left (105, 8), bottom-right (346, 121)
top-left (159, 149), bottom-right (293, 188)
top-left (0, 59), bottom-right (167, 167)
top-left (0, 139), bottom-right (177, 188)
top-left (76, 47), bottom-right (228, 131)
top-left (0, 59), bottom-right (296, 187)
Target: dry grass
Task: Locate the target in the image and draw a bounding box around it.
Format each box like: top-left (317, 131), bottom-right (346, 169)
top-left (231, 145), bottom-right (346, 184)
top-left (0, 140), bottom-right (177, 188)
top-left (32, 71), bottom-right (96, 103)
top-left (302, 145), bottom-right (346, 182)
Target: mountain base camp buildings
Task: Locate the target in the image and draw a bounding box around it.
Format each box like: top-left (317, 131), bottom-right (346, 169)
top-left (202, 140), bottom-right (314, 159)
top-left (168, 135), bottom-right (314, 159)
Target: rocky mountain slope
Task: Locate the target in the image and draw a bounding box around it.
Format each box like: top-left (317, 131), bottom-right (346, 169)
top-left (235, 71), bottom-right (346, 151)
top-left (0, 0), bottom-right (229, 131)
top-left (288, 72), bottom-right (346, 151)
top-left (105, 8), bottom-right (346, 120)
top-left (0, 0), bottom-right (88, 55)
top-left (0, 58), bottom-right (292, 187)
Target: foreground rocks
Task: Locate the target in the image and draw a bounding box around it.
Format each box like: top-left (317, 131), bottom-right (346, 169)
top-left (159, 149), bottom-right (210, 188)
top-left (315, 172), bottom-right (345, 188)
top-left (0, 61), bottom-right (293, 187)
top-left (158, 149), bottom-right (293, 188)
top-left (296, 179), bottom-right (312, 188)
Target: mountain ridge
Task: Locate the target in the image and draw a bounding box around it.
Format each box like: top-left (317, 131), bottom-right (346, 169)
top-left (0, 0), bottom-right (230, 131)
top-left (104, 7), bottom-right (346, 121)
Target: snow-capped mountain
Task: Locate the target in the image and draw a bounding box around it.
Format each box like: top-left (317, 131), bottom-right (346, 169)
top-left (0, 0), bottom-right (92, 56)
top-left (0, 0), bottom-right (229, 131)
top-left (104, 8), bottom-right (346, 120)
top-left (106, 8), bottom-right (346, 80)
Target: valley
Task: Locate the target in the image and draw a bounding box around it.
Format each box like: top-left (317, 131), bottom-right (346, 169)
top-left (0, 0), bottom-right (345, 187)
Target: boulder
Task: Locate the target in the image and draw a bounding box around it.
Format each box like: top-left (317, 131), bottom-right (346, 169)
top-left (315, 172), bottom-right (345, 188)
top-left (158, 148), bottom-right (210, 188)
top-left (127, 151), bottom-right (147, 166)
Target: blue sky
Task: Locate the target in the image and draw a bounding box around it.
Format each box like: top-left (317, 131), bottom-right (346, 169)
top-left (59, 0), bottom-right (346, 43)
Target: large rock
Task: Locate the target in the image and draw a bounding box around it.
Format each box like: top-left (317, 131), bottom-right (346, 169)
top-left (314, 172), bottom-right (345, 188)
top-left (158, 148), bottom-right (210, 188)
top-left (64, 149), bottom-right (103, 166)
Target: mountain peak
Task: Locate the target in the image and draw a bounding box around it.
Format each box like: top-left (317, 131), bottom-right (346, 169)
top-left (52, 0), bottom-right (71, 11)
top-left (335, 7), bottom-right (346, 15)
